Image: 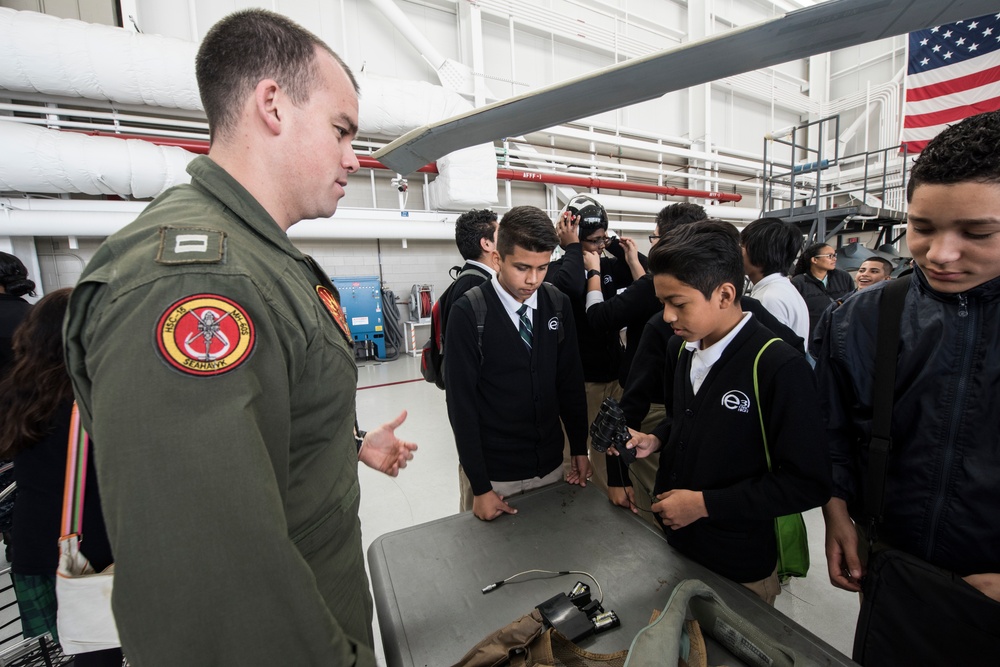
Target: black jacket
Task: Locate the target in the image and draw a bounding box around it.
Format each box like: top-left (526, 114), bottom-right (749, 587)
top-left (650, 317), bottom-right (831, 583)
top-left (585, 274), bottom-right (661, 386)
top-left (817, 269), bottom-right (1000, 576)
top-left (790, 268), bottom-right (853, 337)
top-left (444, 280), bottom-right (588, 495)
top-left (550, 254), bottom-right (630, 383)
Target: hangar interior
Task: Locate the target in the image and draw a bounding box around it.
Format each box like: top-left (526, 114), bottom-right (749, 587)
top-left (0, 0), bottom-right (943, 663)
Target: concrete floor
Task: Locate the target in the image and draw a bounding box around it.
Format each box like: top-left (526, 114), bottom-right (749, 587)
top-left (356, 352), bottom-right (860, 665)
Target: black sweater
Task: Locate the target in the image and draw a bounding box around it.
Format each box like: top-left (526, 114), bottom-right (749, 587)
top-left (444, 281), bottom-right (588, 495)
top-left (651, 317), bottom-right (831, 583)
top-left (0, 294), bottom-right (31, 377)
top-left (585, 274), bottom-right (661, 386)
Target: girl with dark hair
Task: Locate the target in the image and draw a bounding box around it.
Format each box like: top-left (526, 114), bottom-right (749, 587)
top-left (0, 288), bottom-right (121, 666)
top-left (790, 242), bottom-right (853, 338)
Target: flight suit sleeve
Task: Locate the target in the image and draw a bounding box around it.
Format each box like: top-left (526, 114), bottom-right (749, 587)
top-left (65, 273), bottom-right (376, 667)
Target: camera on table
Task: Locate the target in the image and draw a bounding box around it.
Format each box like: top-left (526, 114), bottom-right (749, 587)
top-left (589, 397), bottom-right (636, 465)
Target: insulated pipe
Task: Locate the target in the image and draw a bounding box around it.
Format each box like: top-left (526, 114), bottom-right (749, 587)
top-left (74, 130), bottom-right (742, 202)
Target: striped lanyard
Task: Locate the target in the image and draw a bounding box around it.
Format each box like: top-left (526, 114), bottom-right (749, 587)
top-left (60, 402), bottom-right (89, 538)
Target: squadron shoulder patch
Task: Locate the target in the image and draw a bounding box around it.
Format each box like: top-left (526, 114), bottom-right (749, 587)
top-left (316, 285), bottom-right (351, 339)
top-left (156, 294), bottom-right (255, 376)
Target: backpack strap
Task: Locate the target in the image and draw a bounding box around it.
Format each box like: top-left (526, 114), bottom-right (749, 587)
top-left (466, 285), bottom-right (488, 358)
top-left (864, 276), bottom-right (911, 539)
top-left (538, 283), bottom-right (565, 344)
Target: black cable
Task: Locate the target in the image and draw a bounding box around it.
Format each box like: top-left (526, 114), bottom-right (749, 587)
top-left (380, 287), bottom-right (403, 361)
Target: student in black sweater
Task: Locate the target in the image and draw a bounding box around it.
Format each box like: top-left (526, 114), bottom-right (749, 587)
top-left (445, 206), bottom-right (590, 521)
top-left (607, 296), bottom-right (806, 528)
top-left (622, 221), bottom-right (831, 605)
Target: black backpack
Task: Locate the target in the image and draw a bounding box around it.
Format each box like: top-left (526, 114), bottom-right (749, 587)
top-left (421, 280), bottom-right (564, 389)
top-left (420, 266), bottom-right (490, 389)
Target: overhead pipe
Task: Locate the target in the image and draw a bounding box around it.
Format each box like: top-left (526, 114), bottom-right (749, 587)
top-left (75, 130), bottom-right (742, 202)
top-left (496, 169), bottom-right (741, 202)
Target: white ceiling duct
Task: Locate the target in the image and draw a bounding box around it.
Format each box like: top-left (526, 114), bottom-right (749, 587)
top-left (0, 121), bottom-right (193, 198)
top-left (0, 7), bottom-right (497, 208)
top-left (0, 7), bottom-right (201, 110)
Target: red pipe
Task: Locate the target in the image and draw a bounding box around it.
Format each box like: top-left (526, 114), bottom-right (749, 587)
top-left (78, 130), bottom-right (741, 202)
top-left (496, 168), bottom-right (742, 202)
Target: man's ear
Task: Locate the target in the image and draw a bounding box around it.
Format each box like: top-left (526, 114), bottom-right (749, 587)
top-left (254, 79), bottom-right (283, 135)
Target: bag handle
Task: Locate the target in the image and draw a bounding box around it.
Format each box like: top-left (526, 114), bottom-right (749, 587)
top-left (864, 277), bottom-right (910, 541)
top-left (60, 402), bottom-right (90, 538)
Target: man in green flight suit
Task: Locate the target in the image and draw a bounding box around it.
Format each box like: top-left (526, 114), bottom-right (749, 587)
top-left (63, 9), bottom-right (417, 666)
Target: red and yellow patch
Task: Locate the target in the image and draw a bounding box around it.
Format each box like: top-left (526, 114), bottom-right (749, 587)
top-left (316, 285), bottom-right (351, 339)
top-left (156, 294), bottom-right (255, 377)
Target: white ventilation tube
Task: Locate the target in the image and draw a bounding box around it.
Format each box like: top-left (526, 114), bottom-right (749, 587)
top-left (0, 7), bottom-right (497, 210)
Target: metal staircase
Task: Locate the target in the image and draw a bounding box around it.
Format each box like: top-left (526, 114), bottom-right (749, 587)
top-left (761, 115), bottom-right (909, 250)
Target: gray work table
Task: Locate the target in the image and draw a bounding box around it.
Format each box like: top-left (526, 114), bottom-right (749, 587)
top-left (367, 483), bottom-right (856, 666)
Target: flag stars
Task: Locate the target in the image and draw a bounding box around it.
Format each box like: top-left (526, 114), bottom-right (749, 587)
top-left (933, 44), bottom-right (942, 52)
top-left (956, 37), bottom-right (966, 46)
top-left (943, 30), bottom-right (953, 39)
top-left (920, 57), bottom-right (930, 66)
top-left (969, 21), bottom-right (979, 30)
top-left (920, 38), bottom-right (929, 46)
top-left (943, 51), bottom-right (953, 59)
top-left (969, 43), bottom-right (979, 52)
top-left (931, 26), bottom-right (940, 33)
top-left (985, 28), bottom-right (994, 38)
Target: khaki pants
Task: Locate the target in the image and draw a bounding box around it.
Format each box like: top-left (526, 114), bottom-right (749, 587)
top-left (741, 565), bottom-right (781, 606)
top-left (562, 380), bottom-right (623, 495)
top-left (459, 464), bottom-right (564, 512)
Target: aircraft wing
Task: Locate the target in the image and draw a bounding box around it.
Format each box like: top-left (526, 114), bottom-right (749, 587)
top-left (374, 0), bottom-right (996, 175)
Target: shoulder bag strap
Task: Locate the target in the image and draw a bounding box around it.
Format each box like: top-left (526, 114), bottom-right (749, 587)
top-left (60, 402), bottom-right (90, 538)
top-left (753, 338), bottom-right (782, 469)
top-left (864, 276), bottom-right (910, 543)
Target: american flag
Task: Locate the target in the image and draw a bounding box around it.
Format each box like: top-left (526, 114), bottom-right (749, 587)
top-left (901, 13), bottom-right (1000, 153)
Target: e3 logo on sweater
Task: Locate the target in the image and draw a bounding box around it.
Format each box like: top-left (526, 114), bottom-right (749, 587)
top-left (721, 390), bottom-right (751, 413)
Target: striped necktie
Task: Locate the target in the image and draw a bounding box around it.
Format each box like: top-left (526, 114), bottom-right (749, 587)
top-left (517, 304), bottom-right (533, 352)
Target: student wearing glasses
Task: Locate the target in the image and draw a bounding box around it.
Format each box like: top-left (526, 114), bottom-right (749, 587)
top-left (790, 242), bottom-right (853, 339)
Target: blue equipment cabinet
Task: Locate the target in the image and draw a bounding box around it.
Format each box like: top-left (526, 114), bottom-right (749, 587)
top-left (333, 275), bottom-right (386, 359)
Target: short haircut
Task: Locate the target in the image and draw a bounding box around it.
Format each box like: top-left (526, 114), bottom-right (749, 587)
top-left (907, 110), bottom-right (1000, 201)
top-left (792, 242), bottom-right (831, 277)
top-left (497, 206), bottom-right (560, 258)
top-left (195, 9), bottom-right (358, 142)
top-left (655, 202), bottom-right (708, 237)
top-left (454, 209), bottom-right (498, 261)
top-left (0, 252), bottom-right (35, 298)
top-left (861, 257), bottom-right (893, 274)
top-left (648, 220), bottom-right (744, 300)
top-left (740, 217), bottom-right (802, 277)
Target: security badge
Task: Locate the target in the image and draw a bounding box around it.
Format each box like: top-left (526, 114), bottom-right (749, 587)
top-left (316, 285), bottom-right (352, 340)
top-left (156, 294), bottom-right (255, 376)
